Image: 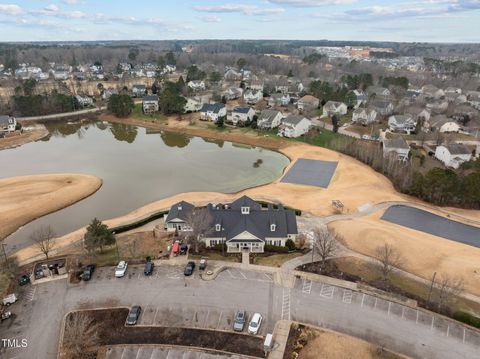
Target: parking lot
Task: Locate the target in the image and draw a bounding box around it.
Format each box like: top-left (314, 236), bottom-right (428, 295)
top-left (93, 264), bottom-right (193, 282)
top-left (291, 277), bottom-right (480, 352)
top-left (104, 346), bottom-right (250, 359)
top-left (216, 268), bottom-right (274, 283)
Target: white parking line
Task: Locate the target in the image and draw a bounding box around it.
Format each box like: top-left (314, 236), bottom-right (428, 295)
top-left (264, 273), bottom-right (273, 281)
top-left (119, 348), bottom-right (126, 359)
top-left (204, 309), bottom-right (210, 328)
top-left (361, 293), bottom-right (365, 307)
top-left (342, 289), bottom-right (353, 304)
top-left (302, 278), bottom-right (312, 294)
top-left (152, 307), bottom-right (159, 324)
top-left (239, 271), bottom-right (248, 280)
top-left (217, 311), bottom-right (223, 329)
top-left (134, 348), bottom-right (142, 359)
top-left (25, 287), bottom-right (36, 301)
top-left (319, 284), bottom-right (334, 298)
top-left (226, 269), bottom-right (235, 279)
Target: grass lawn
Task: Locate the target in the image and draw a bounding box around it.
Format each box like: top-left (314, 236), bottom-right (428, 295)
top-left (333, 257), bottom-right (480, 316)
top-left (132, 104), bottom-right (167, 123)
top-left (253, 252), bottom-right (303, 267)
top-left (188, 251), bottom-right (240, 262)
top-left (346, 123), bottom-right (384, 137)
top-left (296, 128), bottom-right (342, 147)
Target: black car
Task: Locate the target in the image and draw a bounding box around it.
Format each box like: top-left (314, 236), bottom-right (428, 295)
top-left (81, 264), bottom-right (96, 281)
top-left (126, 306), bottom-right (141, 325)
top-left (144, 261), bottom-right (154, 276)
top-left (184, 261), bottom-right (195, 276)
top-left (18, 275), bottom-right (30, 286)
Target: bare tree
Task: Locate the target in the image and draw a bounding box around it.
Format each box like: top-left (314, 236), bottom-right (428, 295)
top-left (184, 207), bottom-right (214, 253)
top-left (30, 225), bottom-right (56, 260)
top-left (312, 226), bottom-right (338, 272)
top-left (435, 274), bottom-right (464, 313)
top-left (61, 312), bottom-right (100, 359)
top-left (374, 243), bottom-right (402, 283)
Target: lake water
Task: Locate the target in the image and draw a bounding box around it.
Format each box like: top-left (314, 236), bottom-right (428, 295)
top-left (0, 121), bottom-right (290, 252)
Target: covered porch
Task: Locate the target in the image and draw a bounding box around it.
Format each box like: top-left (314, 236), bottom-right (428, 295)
top-left (226, 240), bottom-right (265, 253)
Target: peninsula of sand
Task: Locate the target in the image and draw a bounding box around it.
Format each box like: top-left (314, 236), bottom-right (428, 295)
top-left (0, 173), bottom-right (102, 240)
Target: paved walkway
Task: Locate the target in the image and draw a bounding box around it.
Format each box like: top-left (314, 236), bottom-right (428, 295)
top-left (17, 106), bottom-right (106, 122)
top-left (269, 320), bottom-right (291, 359)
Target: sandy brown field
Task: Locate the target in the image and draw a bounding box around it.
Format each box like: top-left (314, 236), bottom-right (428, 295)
top-left (0, 174), bottom-right (102, 240)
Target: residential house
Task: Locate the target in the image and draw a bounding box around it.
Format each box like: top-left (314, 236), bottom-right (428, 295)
top-left (322, 101), bottom-right (348, 118)
top-left (244, 89), bottom-right (263, 104)
top-left (247, 79), bottom-right (264, 92)
top-left (224, 68), bottom-right (242, 81)
top-left (222, 87), bottom-right (243, 101)
top-left (199, 103), bottom-right (227, 122)
top-left (142, 95), bottom-right (159, 114)
top-left (103, 89), bottom-right (118, 100)
top-left (352, 108), bottom-right (377, 125)
top-left (183, 97), bottom-right (203, 113)
top-left (429, 115), bottom-right (460, 133)
top-left (366, 86), bottom-right (390, 98)
top-left (74, 72), bottom-right (87, 81)
top-left (53, 70), bottom-right (69, 80)
top-left (382, 137), bottom-right (410, 161)
top-left (257, 110), bottom-right (284, 130)
top-left (388, 114), bottom-right (417, 134)
top-left (268, 93), bottom-right (290, 107)
top-left (435, 143), bottom-right (472, 169)
top-left (164, 196), bottom-right (298, 253)
top-left (0, 115), bottom-right (16, 133)
top-left (353, 89), bottom-right (368, 108)
top-left (370, 99), bottom-right (394, 117)
top-left (297, 95), bottom-right (320, 112)
top-left (278, 115), bottom-right (311, 138)
top-left (274, 78), bottom-right (305, 95)
top-left (230, 107), bottom-right (255, 126)
top-left (422, 85), bottom-right (445, 100)
top-left (132, 84), bottom-right (147, 98)
top-left (187, 80), bottom-right (206, 92)
top-left (426, 100), bottom-right (448, 114)
top-left (75, 95), bottom-right (94, 108)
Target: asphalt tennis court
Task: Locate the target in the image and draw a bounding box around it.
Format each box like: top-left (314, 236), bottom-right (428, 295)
top-left (281, 158), bottom-right (338, 188)
top-left (381, 205), bottom-right (480, 248)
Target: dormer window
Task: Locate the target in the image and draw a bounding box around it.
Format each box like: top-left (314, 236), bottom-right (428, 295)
top-left (177, 204), bottom-right (182, 211)
top-left (215, 224), bottom-right (221, 232)
top-left (270, 224), bottom-right (276, 232)
top-left (241, 206), bottom-right (250, 214)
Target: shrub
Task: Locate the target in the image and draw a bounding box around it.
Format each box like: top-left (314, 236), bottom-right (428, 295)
top-left (453, 311), bottom-right (480, 329)
top-left (264, 245), bottom-right (289, 253)
top-left (285, 239), bottom-right (296, 251)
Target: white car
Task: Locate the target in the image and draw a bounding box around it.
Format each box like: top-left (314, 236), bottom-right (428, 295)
top-left (248, 312), bottom-right (263, 335)
top-left (115, 261), bottom-right (128, 278)
top-left (2, 294), bottom-right (17, 306)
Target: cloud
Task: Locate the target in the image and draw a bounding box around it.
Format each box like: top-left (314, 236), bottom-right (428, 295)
top-left (199, 15), bottom-right (221, 22)
top-left (194, 3), bottom-right (285, 16)
top-left (62, 0), bottom-right (79, 4)
top-left (44, 4), bottom-right (60, 13)
top-left (267, 0), bottom-right (355, 6)
top-left (0, 4), bottom-right (22, 15)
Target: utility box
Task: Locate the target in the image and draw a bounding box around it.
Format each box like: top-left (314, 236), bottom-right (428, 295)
top-left (263, 333), bottom-right (273, 355)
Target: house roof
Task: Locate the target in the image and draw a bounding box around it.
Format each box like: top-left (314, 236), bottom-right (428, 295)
top-left (142, 95), bottom-right (158, 102)
top-left (383, 137), bottom-right (410, 150)
top-left (259, 110), bottom-right (282, 124)
top-left (367, 86), bottom-right (389, 95)
top-left (298, 95), bottom-right (319, 103)
top-left (233, 107), bottom-right (252, 114)
top-left (165, 201), bottom-right (195, 222)
top-left (0, 115), bottom-right (15, 126)
top-left (370, 99), bottom-right (393, 109)
top-left (133, 84), bottom-right (146, 89)
top-left (324, 101), bottom-right (346, 110)
top-left (444, 143), bottom-right (471, 155)
top-left (200, 103), bottom-right (225, 114)
top-left (353, 108), bottom-right (376, 115)
top-left (283, 115), bottom-right (308, 126)
top-left (389, 114), bottom-right (414, 124)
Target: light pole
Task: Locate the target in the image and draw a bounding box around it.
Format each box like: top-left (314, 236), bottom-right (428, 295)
top-left (310, 241), bottom-right (314, 263)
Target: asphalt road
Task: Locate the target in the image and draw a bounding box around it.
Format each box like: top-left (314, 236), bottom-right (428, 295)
top-left (1, 264), bottom-right (478, 359)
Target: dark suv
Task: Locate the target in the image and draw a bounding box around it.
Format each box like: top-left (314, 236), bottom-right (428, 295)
top-left (184, 261), bottom-right (195, 276)
top-left (144, 261), bottom-right (154, 276)
top-left (81, 264), bottom-right (96, 281)
top-left (126, 306), bottom-right (141, 325)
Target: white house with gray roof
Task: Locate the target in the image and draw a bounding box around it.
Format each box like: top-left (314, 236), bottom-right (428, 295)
top-left (278, 115), bottom-right (311, 138)
top-left (0, 115), bottom-right (16, 133)
top-left (164, 196), bottom-right (298, 253)
top-left (352, 108), bottom-right (377, 125)
top-left (388, 114), bottom-right (417, 134)
top-left (257, 110), bottom-right (283, 130)
top-left (199, 103), bottom-right (227, 122)
top-left (322, 101), bottom-right (348, 118)
top-left (435, 143), bottom-right (472, 169)
top-left (382, 137), bottom-right (410, 161)
top-left (230, 107), bottom-right (255, 126)
top-left (142, 95), bottom-right (159, 114)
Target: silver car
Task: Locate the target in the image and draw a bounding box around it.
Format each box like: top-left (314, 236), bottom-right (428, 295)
top-left (233, 310), bottom-right (246, 331)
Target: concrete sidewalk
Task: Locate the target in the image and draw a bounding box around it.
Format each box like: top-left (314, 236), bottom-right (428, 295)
top-left (268, 320), bottom-right (291, 359)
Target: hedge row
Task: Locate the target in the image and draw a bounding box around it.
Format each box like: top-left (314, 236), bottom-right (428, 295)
top-left (453, 311), bottom-right (480, 329)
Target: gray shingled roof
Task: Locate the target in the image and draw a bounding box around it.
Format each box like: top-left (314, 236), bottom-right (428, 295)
top-left (445, 143), bottom-right (471, 155)
top-left (259, 110), bottom-right (281, 124)
top-left (283, 115), bottom-right (306, 126)
top-left (383, 137), bottom-right (409, 150)
top-left (165, 201), bottom-right (195, 222)
top-left (233, 107), bottom-right (251, 114)
top-left (0, 115), bottom-right (14, 126)
top-left (200, 103), bottom-right (225, 114)
top-left (142, 95), bottom-right (158, 102)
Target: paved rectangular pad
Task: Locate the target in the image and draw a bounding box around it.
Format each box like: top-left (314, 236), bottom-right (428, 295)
top-left (381, 205), bottom-right (480, 248)
top-left (281, 158), bottom-right (338, 188)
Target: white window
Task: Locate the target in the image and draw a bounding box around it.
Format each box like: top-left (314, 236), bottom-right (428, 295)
top-left (241, 207), bottom-right (250, 214)
top-left (215, 224), bottom-right (221, 232)
top-left (270, 224), bottom-right (276, 232)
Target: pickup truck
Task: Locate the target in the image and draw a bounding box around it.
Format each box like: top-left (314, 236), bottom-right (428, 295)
top-left (2, 294), bottom-right (18, 306)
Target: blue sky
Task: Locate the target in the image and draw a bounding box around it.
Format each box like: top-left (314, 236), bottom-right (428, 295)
top-left (0, 0), bottom-right (479, 42)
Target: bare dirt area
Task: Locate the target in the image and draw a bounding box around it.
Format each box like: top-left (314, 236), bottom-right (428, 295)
top-left (329, 211), bottom-right (480, 297)
top-left (284, 323), bottom-right (407, 359)
top-left (0, 126), bottom-right (48, 150)
top-left (60, 309), bottom-right (264, 359)
top-left (0, 173), bottom-right (102, 240)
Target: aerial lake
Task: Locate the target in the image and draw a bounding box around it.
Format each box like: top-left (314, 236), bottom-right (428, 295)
top-left (0, 121), bottom-right (290, 252)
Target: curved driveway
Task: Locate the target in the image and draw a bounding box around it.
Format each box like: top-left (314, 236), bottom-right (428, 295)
top-left (1, 264), bottom-right (478, 359)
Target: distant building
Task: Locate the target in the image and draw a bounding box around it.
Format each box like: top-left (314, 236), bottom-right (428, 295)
top-left (268, 93), bottom-right (290, 107)
top-left (0, 115), bottom-right (16, 133)
top-left (142, 95), bottom-right (159, 114)
top-left (297, 95), bottom-right (320, 111)
top-left (187, 80), bottom-right (206, 91)
top-left (75, 95), bottom-right (94, 108)
top-left (435, 143), bottom-right (472, 169)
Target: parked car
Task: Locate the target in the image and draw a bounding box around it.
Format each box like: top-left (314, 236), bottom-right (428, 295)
top-left (1, 311), bottom-right (12, 322)
top-left (199, 258), bottom-right (207, 270)
top-left (2, 294), bottom-right (18, 306)
top-left (180, 244), bottom-right (188, 255)
top-left (34, 267), bottom-right (44, 279)
top-left (248, 313), bottom-right (263, 335)
top-left (81, 264), bottom-right (96, 281)
top-left (233, 310), bottom-right (246, 332)
top-left (115, 261), bottom-right (128, 278)
top-left (18, 275), bottom-right (30, 286)
top-left (144, 261), bottom-right (154, 276)
top-left (126, 306), bottom-right (141, 325)
top-left (184, 261), bottom-right (195, 276)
